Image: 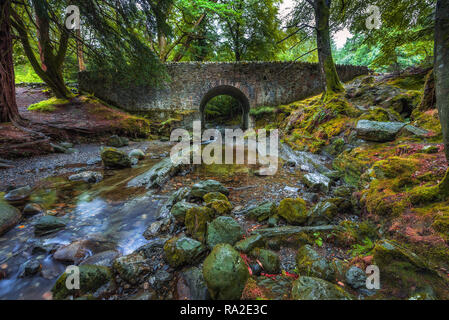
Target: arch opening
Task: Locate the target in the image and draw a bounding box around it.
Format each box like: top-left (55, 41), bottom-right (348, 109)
top-left (200, 85), bottom-right (250, 130)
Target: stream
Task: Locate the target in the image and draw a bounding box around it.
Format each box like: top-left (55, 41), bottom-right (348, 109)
top-left (0, 135), bottom-right (336, 300)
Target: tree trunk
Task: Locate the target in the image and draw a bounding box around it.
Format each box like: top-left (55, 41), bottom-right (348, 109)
top-left (11, 4), bottom-right (71, 99)
top-left (315, 0), bottom-right (344, 96)
top-left (0, 0), bottom-right (20, 123)
top-left (76, 29), bottom-right (86, 72)
top-left (420, 69), bottom-right (436, 111)
top-left (435, 0), bottom-right (449, 162)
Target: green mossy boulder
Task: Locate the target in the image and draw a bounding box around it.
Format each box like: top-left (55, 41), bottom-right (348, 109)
top-left (250, 248), bottom-right (280, 274)
top-left (112, 252), bottom-right (150, 284)
top-left (235, 234), bottom-right (265, 253)
top-left (277, 198), bottom-right (308, 225)
top-left (0, 201), bottom-right (21, 236)
top-left (203, 192), bottom-right (228, 203)
top-left (190, 180), bottom-right (229, 198)
top-left (295, 245), bottom-right (335, 281)
top-left (207, 200), bottom-right (232, 215)
top-left (106, 135), bottom-right (129, 148)
top-left (163, 236), bottom-right (206, 268)
top-left (52, 265), bottom-right (114, 300)
top-left (291, 276), bottom-right (353, 300)
top-left (306, 200), bottom-right (339, 226)
top-left (202, 244), bottom-right (249, 300)
top-left (101, 147), bottom-right (132, 169)
top-left (171, 201), bottom-right (198, 224)
top-left (34, 216), bottom-right (66, 236)
top-left (245, 201), bottom-right (277, 222)
top-left (206, 216), bottom-right (243, 249)
top-left (185, 206), bottom-right (215, 242)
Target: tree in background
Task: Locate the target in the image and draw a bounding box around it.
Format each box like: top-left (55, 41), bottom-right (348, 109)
top-left (0, 0), bottom-right (19, 123)
top-left (286, 0), bottom-right (345, 97)
top-left (435, 0), bottom-right (449, 163)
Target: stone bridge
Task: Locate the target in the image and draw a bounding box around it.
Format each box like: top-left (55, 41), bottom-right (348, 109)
top-left (79, 62), bottom-right (369, 129)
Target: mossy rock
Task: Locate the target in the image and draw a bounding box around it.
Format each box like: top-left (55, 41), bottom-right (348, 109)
top-left (206, 199), bottom-right (232, 215)
top-left (206, 216), bottom-right (243, 249)
top-left (52, 265), bottom-right (114, 300)
top-left (373, 239), bottom-right (449, 298)
top-left (171, 201), bottom-right (198, 224)
top-left (245, 202), bottom-right (277, 222)
top-left (202, 244), bottom-right (249, 300)
top-left (203, 192), bottom-right (228, 203)
top-left (185, 206), bottom-right (215, 242)
top-left (190, 180), bottom-right (229, 198)
top-left (0, 200), bottom-right (21, 236)
top-left (291, 276), bottom-right (353, 300)
top-left (306, 200), bottom-right (339, 226)
top-left (250, 248), bottom-right (280, 274)
top-left (277, 198), bottom-right (308, 225)
top-left (100, 147), bottom-right (132, 169)
top-left (409, 169), bottom-right (449, 205)
top-left (234, 234), bottom-right (265, 253)
top-left (163, 236), bottom-right (206, 268)
top-left (295, 245), bottom-right (335, 281)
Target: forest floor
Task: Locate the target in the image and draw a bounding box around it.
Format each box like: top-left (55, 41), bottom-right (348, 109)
top-left (0, 85), bottom-right (152, 160)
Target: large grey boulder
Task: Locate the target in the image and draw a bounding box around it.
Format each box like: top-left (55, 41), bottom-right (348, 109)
top-left (189, 180), bottom-right (229, 198)
top-left (356, 120), bottom-right (406, 142)
top-left (303, 173), bottom-right (331, 193)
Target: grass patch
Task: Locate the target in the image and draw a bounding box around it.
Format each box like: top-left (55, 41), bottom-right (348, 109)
top-left (27, 97), bottom-right (69, 112)
top-left (15, 64), bottom-right (43, 84)
top-left (250, 106), bottom-right (276, 119)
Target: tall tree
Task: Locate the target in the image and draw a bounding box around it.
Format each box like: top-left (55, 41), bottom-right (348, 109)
top-left (11, 0), bottom-right (72, 99)
top-left (0, 0), bottom-right (19, 123)
top-left (435, 0), bottom-right (449, 162)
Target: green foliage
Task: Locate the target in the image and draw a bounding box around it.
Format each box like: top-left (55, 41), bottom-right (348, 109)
top-left (204, 95), bottom-right (242, 124)
top-left (14, 64), bottom-right (43, 83)
top-left (250, 106), bottom-right (276, 119)
top-left (349, 237), bottom-right (375, 257)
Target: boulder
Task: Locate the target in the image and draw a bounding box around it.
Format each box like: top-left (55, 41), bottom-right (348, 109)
top-left (68, 171), bottom-right (103, 183)
top-left (171, 201), bottom-right (199, 224)
top-left (234, 234), bottom-right (264, 253)
top-left (163, 236), bottom-right (206, 268)
top-left (302, 173), bottom-right (331, 193)
top-left (206, 199), bottom-right (233, 215)
top-left (291, 276), bottom-right (353, 300)
top-left (356, 120), bottom-right (406, 142)
top-left (306, 200), bottom-right (339, 226)
top-left (203, 192), bottom-right (229, 203)
top-left (101, 147), bottom-right (132, 169)
top-left (52, 265), bottom-right (115, 299)
top-left (206, 216), bottom-right (244, 249)
top-left (243, 201), bottom-right (276, 222)
top-left (295, 245), bottom-right (335, 281)
top-left (34, 216), bottom-right (66, 236)
top-left (23, 203), bottom-right (43, 216)
top-left (190, 180), bottom-right (229, 198)
top-left (277, 198), bottom-right (308, 225)
top-left (177, 266), bottom-right (209, 300)
top-left (0, 201), bottom-right (21, 235)
top-left (19, 259), bottom-right (42, 277)
top-left (250, 248), bottom-right (280, 274)
top-left (4, 186), bottom-right (32, 204)
top-left (185, 206), bottom-right (215, 242)
top-left (129, 149), bottom-right (145, 160)
top-left (53, 239), bottom-right (115, 264)
top-left (106, 135), bottom-right (129, 148)
top-left (79, 250), bottom-right (120, 267)
top-left (202, 244), bottom-right (249, 300)
top-left (112, 252), bottom-right (151, 285)
top-left (345, 266), bottom-right (367, 289)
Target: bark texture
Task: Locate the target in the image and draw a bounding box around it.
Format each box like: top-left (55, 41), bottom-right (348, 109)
top-left (0, 0), bottom-right (19, 123)
top-left (435, 0), bottom-right (449, 162)
top-left (314, 0), bottom-right (344, 96)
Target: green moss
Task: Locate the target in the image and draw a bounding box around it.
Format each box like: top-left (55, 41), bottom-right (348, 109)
top-left (387, 74), bottom-right (426, 91)
top-left (276, 198), bottom-right (307, 225)
top-left (409, 170), bottom-right (449, 205)
top-left (52, 265), bottom-right (113, 300)
top-left (27, 97), bottom-right (69, 112)
top-left (207, 199), bottom-right (233, 215)
top-left (185, 206), bottom-right (215, 242)
top-left (203, 192), bottom-right (229, 203)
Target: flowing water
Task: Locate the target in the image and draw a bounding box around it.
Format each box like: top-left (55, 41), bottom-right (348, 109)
top-left (0, 135), bottom-right (329, 300)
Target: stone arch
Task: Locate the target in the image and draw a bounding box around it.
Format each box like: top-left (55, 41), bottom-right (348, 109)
top-left (199, 85), bottom-right (250, 130)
